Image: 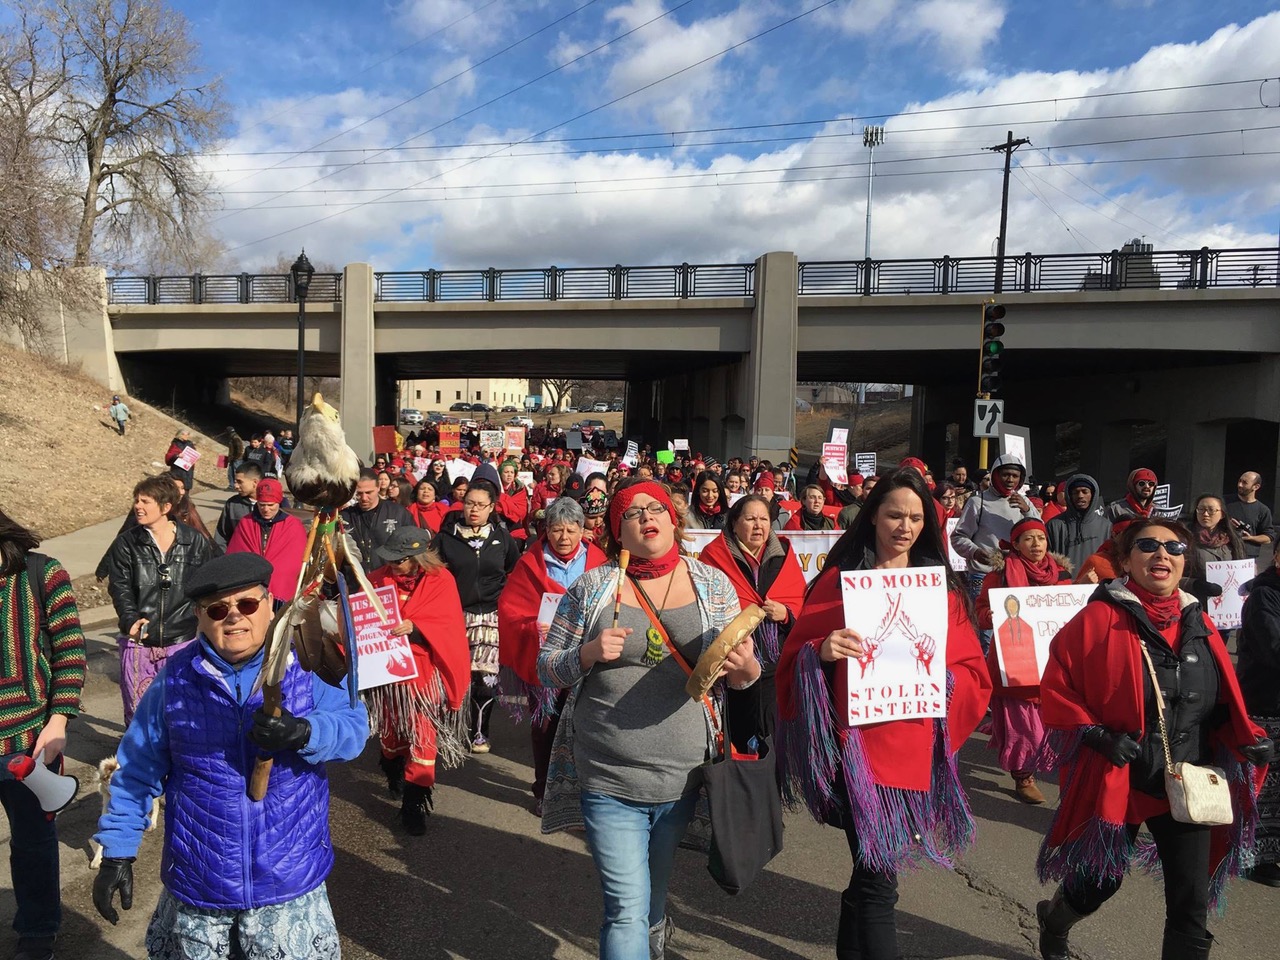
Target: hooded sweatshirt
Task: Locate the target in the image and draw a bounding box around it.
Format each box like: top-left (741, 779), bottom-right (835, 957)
top-left (1045, 473), bottom-right (1111, 573)
top-left (950, 453), bottom-right (1038, 575)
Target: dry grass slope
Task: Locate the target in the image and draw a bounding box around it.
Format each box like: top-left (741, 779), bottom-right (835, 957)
top-left (0, 343), bottom-right (222, 538)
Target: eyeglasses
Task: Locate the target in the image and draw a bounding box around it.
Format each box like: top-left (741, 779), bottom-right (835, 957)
top-left (1134, 480), bottom-right (1157, 488)
top-left (621, 502), bottom-right (669, 522)
top-left (203, 594), bottom-right (267, 621)
top-left (1133, 537), bottom-right (1188, 556)
top-left (462, 500), bottom-right (493, 509)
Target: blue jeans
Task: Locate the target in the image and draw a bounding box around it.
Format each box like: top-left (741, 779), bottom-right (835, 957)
top-left (0, 776), bottom-right (61, 939)
top-left (580, 790), bottom-right (698, 960)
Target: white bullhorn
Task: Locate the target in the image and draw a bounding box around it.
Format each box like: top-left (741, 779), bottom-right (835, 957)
top-left (6, 754), bottom-right (79, 814)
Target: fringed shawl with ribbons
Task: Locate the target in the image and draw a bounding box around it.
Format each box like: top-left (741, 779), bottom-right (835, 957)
top-left (367, 564), bottom-right (472, 766)
top-left (699, 531), bottom-right (806, 665)
top-left (1037, 580), bottom-right (1267, 909)
top-left (775, 565), bottom-right (992, 873)
top-left (496, 538), bottom-right (607, 722)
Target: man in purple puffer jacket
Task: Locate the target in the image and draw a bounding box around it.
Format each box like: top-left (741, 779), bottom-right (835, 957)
top-left (92, 553), bottom-right (368, 959)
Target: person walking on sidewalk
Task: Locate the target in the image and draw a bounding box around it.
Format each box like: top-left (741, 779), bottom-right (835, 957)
top-left (92, 553), bottom-right (368, 959)
top-left (0, 508), bottom-right (87, 960)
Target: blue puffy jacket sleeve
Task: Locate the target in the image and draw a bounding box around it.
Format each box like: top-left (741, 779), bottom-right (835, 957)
top-left (297, 676), bottom-right (369, 764)
top-left (94, 673), bottom-right (171, 860)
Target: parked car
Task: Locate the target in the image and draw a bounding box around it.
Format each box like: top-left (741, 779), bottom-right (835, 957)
top-left (608, 400), bottom-right (624, 412)
top-left (400, 408), bottom-right (425, 426)
top-left (591, 401), bottom-right (609, 413)
top-left (579, 418), bottom-right (605, 437)
top-left (425, 411), bottom-right (445, 423)
top-left (507, 416), bottom-right (534, 429)
top-left (471, 402), bottom-right (491, 413)
top-left (566, 406), bottom-right (580, 413)
top-left (449, 402), bottom-right (472, 411)
top-left (501, 405), bottom-right (519, 412)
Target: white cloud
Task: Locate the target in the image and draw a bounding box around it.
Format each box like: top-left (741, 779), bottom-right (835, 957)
top-left (817, 0), bottom-right (1007, 69)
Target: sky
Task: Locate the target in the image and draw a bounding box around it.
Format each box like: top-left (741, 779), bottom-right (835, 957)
top-left (156, 0), bottom-right (1280, 271)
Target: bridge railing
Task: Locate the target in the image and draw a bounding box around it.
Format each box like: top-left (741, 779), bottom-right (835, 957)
top-left (106, 247), bottom-right (1277, 304)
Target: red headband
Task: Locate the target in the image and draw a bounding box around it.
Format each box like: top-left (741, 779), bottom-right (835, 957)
top-left (1010, 517), bottom-right (1047, 542)
top-left (609, 481), bottom-right (676, 538)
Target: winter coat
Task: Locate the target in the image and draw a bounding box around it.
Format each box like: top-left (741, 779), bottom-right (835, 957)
top-left (215, 495), bottom-right (256, 550)
top-left (106, 522), bottom-right (214, 644)
top-left (225, 511), bottom-right (309, 601)
top-left (340, 499), bottom-right (419, 572)
top-left (436, 513), bottom-right (521, 614)
top-left (1045, 474), bottom-right (1110, 573)
top-left (950, 454), bottom-right (1039, 575)
top-left (1238, 566), bottom-right (1280, 715)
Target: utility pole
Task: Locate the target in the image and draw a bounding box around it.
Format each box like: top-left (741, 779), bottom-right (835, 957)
top-left (985, 130), bottom-right (1030, 294)
top-left (862, 125), bottom-right (885, 260)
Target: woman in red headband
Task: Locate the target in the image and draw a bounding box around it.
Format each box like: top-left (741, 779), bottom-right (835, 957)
top-left (973, 517), bottom-right (1072, 804)
top-left (536, 479), bottom-right (760, 960)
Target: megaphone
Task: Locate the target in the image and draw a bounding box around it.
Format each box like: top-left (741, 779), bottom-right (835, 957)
top-left (5, 754), bottom-right (79, 814)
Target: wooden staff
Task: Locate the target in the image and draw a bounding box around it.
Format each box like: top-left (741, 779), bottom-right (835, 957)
top-left (612, 550), bottom-right (631, 628)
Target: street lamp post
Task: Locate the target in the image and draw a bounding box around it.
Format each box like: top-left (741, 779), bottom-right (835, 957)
top-left (291, 250), bottom-right (315, 428)
top-left (862, 125), bottom-right (885, 260)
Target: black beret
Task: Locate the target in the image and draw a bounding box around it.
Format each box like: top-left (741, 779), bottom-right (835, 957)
top-left (373, 526), bottom-right (432, 567)
top-left (185, 553), bottom-right (274, 602)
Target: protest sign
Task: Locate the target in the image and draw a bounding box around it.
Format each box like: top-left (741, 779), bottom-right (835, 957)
top-left (504, 426), bottom-right (525, 452)
top-left (216, 455), bottom-right (227, 469)
top-left (727, 492), bottom-right (745, 508)
top-left (829, 427), bottom-right (849, 446)
top-left (350, 587), bottom-right (415, 691)
top-left (537, 593), bottom-right (562, 642)
top-left (479, 430), bottom-right (504, 452)
top-left (517, 470), bottom-right (535, 491)
top-left (566, 430), bottom-right (584, 451)
top-left (656, 449), bottom-right (675, 465)
top-left (622, 440), bottom-right (639, 468)
top-left (822, 443), bottom-right (848, 485)
top-left (988, 584), bottom-right (1095, 686)
top-left (1152, 504), bottom-right (1184, 520)
top-left (371, 426), bottom-right (398, 455)
top-left (438, 424), bottom-right (461, 457)
top-left (446, 459), bottom-right (476, 483)
top-left (175, 447), bottom-right (201, 471)
top-left (1153, 484), bottom-right (1172, 509)
top-left (836, 567), bottom-right (949, 726)
top-left (945, 518), bottom-right (968, 573)
top-left (576, 456), bottom-right (609, 479)
top-left (681, 529), bottom-right (839, 583)
top-left (673, 438), bottom-right (690, 452)
top-left (855, 452), bottom-right (877, 478)
top-left (1205, 559), bottom-right (1254, 630)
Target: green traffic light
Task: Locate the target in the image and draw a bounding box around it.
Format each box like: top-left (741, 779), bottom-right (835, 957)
top-left (983, 340), bottom-right (1003, 356)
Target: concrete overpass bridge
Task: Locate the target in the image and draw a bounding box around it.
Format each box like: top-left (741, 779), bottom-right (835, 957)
top-left (64, 245), bottom-right (1280, 504)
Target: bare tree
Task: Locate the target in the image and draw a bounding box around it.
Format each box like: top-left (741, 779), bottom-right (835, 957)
top-left (541, 377), bottom-right (581, 412)
top-left (36, 0), bottom-right (229, 268)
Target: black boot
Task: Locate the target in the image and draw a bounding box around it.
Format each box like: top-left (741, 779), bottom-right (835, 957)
top-left (400, 782), bottom-right (433, 836)
top-left (1162, 930), bottom-right (1213, 960)
top-left (379, 755), bottom-right (405, 800)
top-left (14, 937), bottom-right (55, 960)
top-left (1036, 886), bottom-right (1087, 960)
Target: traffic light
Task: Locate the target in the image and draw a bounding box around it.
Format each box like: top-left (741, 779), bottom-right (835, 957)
top-left (979, 302), bottom-right (1006, 394)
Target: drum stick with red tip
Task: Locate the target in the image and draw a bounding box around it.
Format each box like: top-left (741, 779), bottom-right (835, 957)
top-left (612, 550), bottom-right (631, 628)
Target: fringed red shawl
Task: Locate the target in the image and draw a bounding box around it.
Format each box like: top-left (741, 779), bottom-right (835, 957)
top-left (369, 564), bottom-right (470, 712)
top-left (699, 532), bottom-right (806, 619)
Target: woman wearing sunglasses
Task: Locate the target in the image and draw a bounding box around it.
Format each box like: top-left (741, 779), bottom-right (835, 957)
top-left (537, 479), bottom-right (759, 960)
top-left (1037, 519), bottom-right (1271, 960)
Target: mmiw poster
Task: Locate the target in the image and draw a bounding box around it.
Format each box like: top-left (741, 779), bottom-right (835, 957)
top-left (504, 426), bottom-right (526, 452)
top-left (988, 584), bottom-right (1095, 686)
top-left (1205, 559), bottom-right (1254, 630)
top-left (349, 586), bottom-right (415, 691)
top-left (438, 424), bottom-right (461, 456)
top-left (836, 567), bottom-right (949, 726)
top-left (479, 430), bottom-right (504, 451)
top-left (681, 529), bottom-right (840, 583)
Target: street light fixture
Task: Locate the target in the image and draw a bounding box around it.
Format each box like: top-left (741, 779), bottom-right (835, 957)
top-left (862, 125), bottom-right (885, 260)
top-left (291, 250), bottom-right (314, 429)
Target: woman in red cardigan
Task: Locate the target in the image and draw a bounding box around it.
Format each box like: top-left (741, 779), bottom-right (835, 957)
top-left (776, 469), bottom-right (991, 960)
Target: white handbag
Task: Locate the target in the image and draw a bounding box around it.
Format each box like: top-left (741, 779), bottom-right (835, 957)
top-left (1138, 641), bottom-right (1233, 826)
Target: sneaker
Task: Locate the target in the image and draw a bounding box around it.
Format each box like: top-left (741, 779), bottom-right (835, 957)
top-left (471, 735), bottom-right (490, 755)
top-left (15, 937), bottom-right (55, 960)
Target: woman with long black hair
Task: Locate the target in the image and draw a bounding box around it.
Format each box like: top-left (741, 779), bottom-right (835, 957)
top-left (685, 471), bottom-right (729, 530)
top-left (776, 469), bottom-right (991, 960)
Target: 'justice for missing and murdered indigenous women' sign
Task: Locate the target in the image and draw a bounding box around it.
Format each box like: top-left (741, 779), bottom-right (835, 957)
top-left (835, 567), bottom-right (949, 726)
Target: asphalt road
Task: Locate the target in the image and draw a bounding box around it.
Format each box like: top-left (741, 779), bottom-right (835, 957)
top-left (3, 616), bottom-right (1277, 960)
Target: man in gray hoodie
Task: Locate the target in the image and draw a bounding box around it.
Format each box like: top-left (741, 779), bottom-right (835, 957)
top-left (1046, 474), bottom-right (1110, 573)
top-left (951, 453), bottom-right (1039, 598)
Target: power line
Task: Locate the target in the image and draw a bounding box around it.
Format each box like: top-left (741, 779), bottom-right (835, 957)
top-left (1012, 165), bottom-right (1099, 251)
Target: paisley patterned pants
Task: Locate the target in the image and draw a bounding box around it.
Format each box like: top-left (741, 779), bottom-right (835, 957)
top-left (145, 883), bottom-right (340, 959)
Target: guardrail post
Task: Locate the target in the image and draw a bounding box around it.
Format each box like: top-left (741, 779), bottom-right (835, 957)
top-left (1022, 252), bottom-right (1032, 293)
top-left (192, 273), bottom-right (203, 305)
top-left (239, 272), bottom-right (250, 303)
top-left (486, 267), bottom-right (498, 301)
top-left (426, 269), bottom-right (437, 302)
top-left (1108, 250), bottom-right (1120, 291)
top-left (680, 262), bottom-right (690, 298)
top-left (548, 266), bottom-right (557, 301)
top-left (1197, 246), bottom-right (1210, 288)
top-left (612, 264), bottom-right (623, 300)
top-left (940, 256), bottom-right (951, 294)
top-left (861, 257), bottom-right (873, 295)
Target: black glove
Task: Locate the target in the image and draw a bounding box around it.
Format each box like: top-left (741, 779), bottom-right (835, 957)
top-left (93, 857), bottom-right (134, 924)
top-left (1242, 738), bottom-right (1274, 765)
top-left (249, 707), bottom-right (311, 752)
top-left (1185, 578), bottom-right (1223, 599)
top-left (1082, 726), bottom-right (1142, 768)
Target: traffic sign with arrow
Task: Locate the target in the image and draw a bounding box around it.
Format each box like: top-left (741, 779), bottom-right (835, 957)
top-left (973, 399), bottom-right (1004, 438)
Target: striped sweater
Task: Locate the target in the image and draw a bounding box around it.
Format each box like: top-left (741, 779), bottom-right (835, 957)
top-left (1, 555), bottom-right (87, 755)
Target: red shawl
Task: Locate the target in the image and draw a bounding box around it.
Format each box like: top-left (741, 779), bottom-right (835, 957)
top-left (1038, 593), bottom-right (1265, 902)
top-left (498, 485), bottom-right (530, 540)
top-left (226, 513), bottom-right (308, 601)
top-left (699, 532), bottom-right (806, 620)
top-left (407, 501), bottom-right (449, 534)
top-left (369, 564), bottom-right (470, 711)
top-left (777, 566), bottom-right (991, 792)
top-left (497, 539), bottom-right (607, 686)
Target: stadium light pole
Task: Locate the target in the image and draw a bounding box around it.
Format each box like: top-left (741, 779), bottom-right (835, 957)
top-left (862, 125), bottom-right (885, 260)
top-left (291, 250), bottom-right (314, 428)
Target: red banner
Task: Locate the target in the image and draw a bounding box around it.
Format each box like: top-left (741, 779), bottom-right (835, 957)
top-left (371, 425), bottom-right (398, 455)
top-left (439, 424), bottom-right (461, 457)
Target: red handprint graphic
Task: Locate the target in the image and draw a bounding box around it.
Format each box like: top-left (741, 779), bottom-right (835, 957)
top-left (900, 613), bottom-right (937, 675)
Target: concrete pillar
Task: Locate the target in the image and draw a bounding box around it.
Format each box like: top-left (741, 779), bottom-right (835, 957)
top-left (1079, 422), bottom-right (1132, 501)
top-left (908, 386), bottom-right (926, 455)
top-left (47, 268), bottom-right (124, 391)
top-left (340, 263), bottom-right (376, 459)
top-left (214, 379), bottom-right (232, 406)
top-left (623, 379), bottom-right (655, 445)
top-left (1030, 423), bottom-right (1057, 483)
top-left (1165, 421), bottom-right (1227, 510)
top-left (921, 422), bottom-right (948, 478)
top-left (744, 251), bottom-right (798, 461)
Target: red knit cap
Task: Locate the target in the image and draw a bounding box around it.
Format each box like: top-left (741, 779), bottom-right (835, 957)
top-left (609, 481), bottom-right (676, 538)
top-left (753, 473), bottom-right (775, 491)
top-left (899, 456), bottom-right (929, 477)
top-left (1129, 468), bottom-right (1157, 486)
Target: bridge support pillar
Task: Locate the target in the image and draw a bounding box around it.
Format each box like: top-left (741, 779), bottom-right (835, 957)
top-left (623, 380), bottom-right (657, 446)
top-left (744, 251), bottom-right (797, 461)
top-left (36, 268), bottom-right (124, 391)
top-left (1030, 423), bottom-right (1057, 483)
top-left (1165, 421), bottom-right (1227, 513)
top-left (340, 263), bottom-right (376, 459)
top-left (1080, 422), bottom-right (1131, 499)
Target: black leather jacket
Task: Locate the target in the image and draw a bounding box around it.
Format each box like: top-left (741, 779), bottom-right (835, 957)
top-left (106, 521), bottom-right (215, 645)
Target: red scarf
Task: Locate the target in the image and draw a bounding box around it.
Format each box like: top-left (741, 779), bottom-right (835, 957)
top-left (627, 543), bottom-right (682, 580)
top-left (696, 501), bottom-right (722, 517)
top-left (699, 532), bottom-right (805, 616)
top-left (1126, 578), bottom-right (1183, 629)
top-left (1196, 525), bottom-right (1230, 550)
top-left (1124, 493), bottom-right (1153, 518)
top-left (1002, 551), bottom-right (1063, 588)
top-left (991, 471), bottom-right (1019, 497)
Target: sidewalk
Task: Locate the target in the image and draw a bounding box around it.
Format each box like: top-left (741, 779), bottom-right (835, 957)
top-left (41, 485), bottom-right (233, 581)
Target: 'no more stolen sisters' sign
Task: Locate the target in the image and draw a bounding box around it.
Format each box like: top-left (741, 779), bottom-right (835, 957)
top-left (836, 567), bottom-right (949, 726)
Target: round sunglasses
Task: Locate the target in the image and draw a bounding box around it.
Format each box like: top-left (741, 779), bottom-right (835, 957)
top-left (202, 593), bottom-right (268, 621)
